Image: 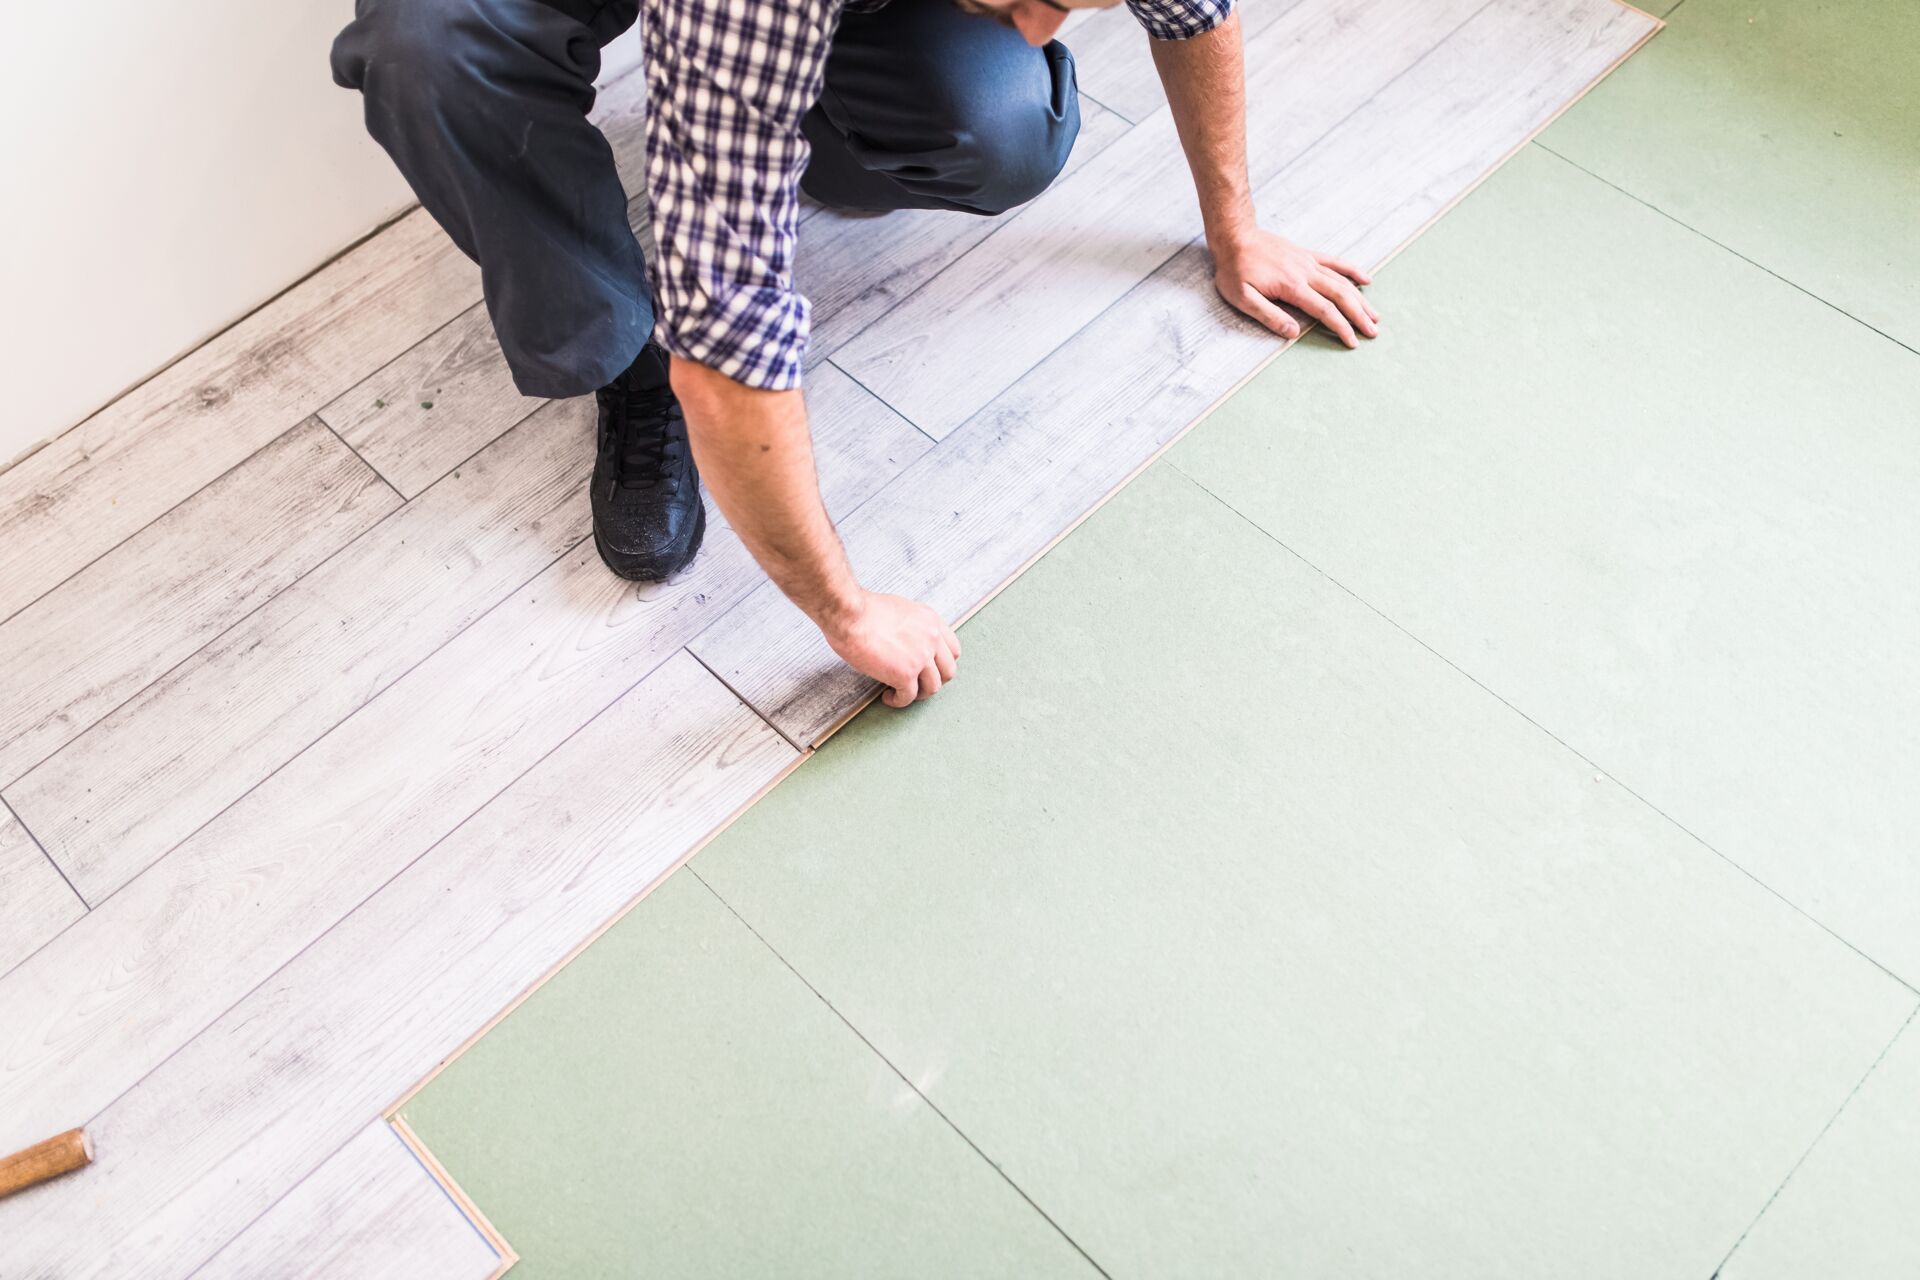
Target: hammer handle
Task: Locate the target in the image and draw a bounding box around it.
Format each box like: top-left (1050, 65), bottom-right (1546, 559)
top-left (0, 1128), bottom-right (92, 1200)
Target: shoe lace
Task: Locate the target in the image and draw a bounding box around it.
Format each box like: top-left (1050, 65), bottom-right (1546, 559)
top-left (601, 389), bottom-right (681, 494)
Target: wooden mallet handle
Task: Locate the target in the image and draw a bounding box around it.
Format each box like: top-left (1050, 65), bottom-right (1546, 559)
top-left (0, 1128), bottom-right (93, 1200)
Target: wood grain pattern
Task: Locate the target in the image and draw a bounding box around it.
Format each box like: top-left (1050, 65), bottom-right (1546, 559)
top-left (1261, 0), bottom-right (1660, 270)
top-left (0, 421), bottom-right (398, 789)
top-left (190, 1122), bottom-right (501, 1280)
top-left (695, 0), bottom-right (1657, 745)
top-left (1062, 0), bottom-right (1303, 124)
top-left (318, 193), bottom-right (658, 498)
top-left (0, 368), bottom-right (919, 1165)
top-left (0, 807), bottom-right (83, 977)
top-left (0, 68), bottom-right (648, 626)
top-left (0, 655), bottom-right (791, 1279)
top-left (830, 0), bottom-right (1488, 438)
top-left (801, 100), bottom-right (1132, 362)
top-left (10, 398), bottom-right (596, 904)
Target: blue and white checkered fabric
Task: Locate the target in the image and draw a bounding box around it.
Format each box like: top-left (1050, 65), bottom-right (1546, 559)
top-left (640, 0), bottom-right (1234, 389)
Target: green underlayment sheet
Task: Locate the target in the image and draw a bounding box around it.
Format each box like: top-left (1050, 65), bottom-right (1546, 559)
top-left (399, 446), bottom-right (1908, 1275)
top-left (1542, 0), bottom-right (1920, 349)
top-left (401, 459), bottom-right (1909, 1277)
top-left (400, 11), bottom-right (1920, 1272)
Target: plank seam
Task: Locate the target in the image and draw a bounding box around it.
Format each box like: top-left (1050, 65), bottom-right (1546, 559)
top-left (387, 1115), bottom-right (519, 1277)
top-left (815, 0), bottom-right (1502, 429)
top-left (317, 417), bottom-right (407, 508)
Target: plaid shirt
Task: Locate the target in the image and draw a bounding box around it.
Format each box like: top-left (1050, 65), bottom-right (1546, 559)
top-left (640, 0), bottom-right (1234, 389)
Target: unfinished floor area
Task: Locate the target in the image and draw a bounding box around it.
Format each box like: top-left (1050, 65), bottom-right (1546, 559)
top-left (4, 0), bottom-right (1914, 1274)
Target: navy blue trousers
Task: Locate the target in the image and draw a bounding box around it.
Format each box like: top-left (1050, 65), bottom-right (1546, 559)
top-left (331, 0), bottom-right (1081, 398)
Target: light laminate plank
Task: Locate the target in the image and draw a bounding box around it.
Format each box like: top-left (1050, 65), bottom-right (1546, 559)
top-left (802, 99), bottom-right (1132, 361)
top-left (0, 71), bottom-right (648, 625)
top-left (11, 398), bottom-right (596, 904)
top-left (190, 1122), bottom-right (502, 1280)
top-left (0, 808), bottom-right (82, 977)
top-left (317, 193), bottom-right (657, 498)
top-left (831, 0), bottom-right (1489, 438)
top-left (0, 368), bottom-right (922, 1164)
top-left (1062, 0), bottom-right (1302, 124)
top-left (316, 305), bottom-right (542, 500)
top-left (0, 655), bottom-right (792, 1280)
top-left (694, 0), bottom-right (1655, 744)
top-left (0, 420), bottom-right (399, 789)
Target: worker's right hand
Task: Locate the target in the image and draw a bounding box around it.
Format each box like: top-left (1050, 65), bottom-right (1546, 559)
top-left (823, 590), bottom-right (962, 708)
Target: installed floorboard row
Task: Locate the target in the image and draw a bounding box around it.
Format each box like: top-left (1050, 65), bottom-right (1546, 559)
top-left (316, 191), bottom-right (656, 500)
top-left (801, 98), bottom-right (1132, 362)
top-left (10, 397), bottom-right (594, 903)
top-left (0, 421), bottom-right (398, 791)
top-left (0, 368), bottom-right (922, 1164)
top-left (694, 0), bottom-right (1659, 745)
top-left (0, 808), bottom-right (81, 977)
top-left (832, 0), bottom-right (1491, 438)
top-left (1062, 0), bottom-right (1303, 124)
top-left (190, 1121), bottom-right (503, 1280)
top-left (1, 656), bottom-right (792, 1279)
top-left (0, 68), bottom-right (647, 626)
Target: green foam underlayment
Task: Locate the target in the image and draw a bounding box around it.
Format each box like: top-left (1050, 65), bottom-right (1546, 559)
top-left (400, 11), bottom-right (1920, 1273)
top-left (1540, 0), bottom-right (1920, 350)
top-left (401, 469), bottom-right (1905, 1276)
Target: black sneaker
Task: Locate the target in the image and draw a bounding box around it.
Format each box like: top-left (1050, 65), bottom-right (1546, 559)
top-left (592, 343), bottom-right (704, 581)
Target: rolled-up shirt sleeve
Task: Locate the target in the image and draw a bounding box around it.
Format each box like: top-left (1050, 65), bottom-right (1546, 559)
top-left (1124, 0), bottom-right (1235, 40)
top-left (640, 0), bottom-right (840, 390)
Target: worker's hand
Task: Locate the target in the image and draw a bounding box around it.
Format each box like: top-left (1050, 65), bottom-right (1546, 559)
top-left (823, 590), bottom-right (962, 708)
top-left (1212, 227), bottom-right (1379, 349)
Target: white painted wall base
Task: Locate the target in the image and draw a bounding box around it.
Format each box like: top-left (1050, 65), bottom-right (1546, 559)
top-left (0, 9), bottom-right (642, 471)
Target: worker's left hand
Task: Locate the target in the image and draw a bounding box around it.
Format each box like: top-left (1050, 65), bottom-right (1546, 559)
top-left (1211, 228), bottom-right (1379, 348)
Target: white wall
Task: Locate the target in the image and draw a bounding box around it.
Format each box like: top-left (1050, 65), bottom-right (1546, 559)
top-left (0, 4), bottom-right (642, 469)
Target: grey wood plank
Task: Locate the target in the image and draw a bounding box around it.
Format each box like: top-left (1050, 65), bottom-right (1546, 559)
top-left (317, 193), bottom-right (657, 499)
top-left (316, 305), bottom-right (542, 500)
top-left (692, 0), bottom-right (1656, 745)
top-left (0, 420), bottom-right (399, 789)
top-left (802, 99), bottom-right (1133, 362)
top-left (0, 807), bottom-right (82, 977)
top-left (0, 69), bottom-right (648, 626)
top-left (9, 398), bottom-right (595, 904)
top-left (0, 368), bottom-right (921, 1165)
top-left (0, 655), bottom-right (792, 1280)
top-left (1262, 0), bottom-right (1660, 270)
top-left (830, 0), bottom-right (1489, 439)
top-left (1062, 0), bottom-right (1303, 124)
top-left (190, 1122), bottom-right (502, 1280)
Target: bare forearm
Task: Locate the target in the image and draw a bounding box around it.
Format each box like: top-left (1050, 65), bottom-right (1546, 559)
top-left (670, 358), bottom-right (858, 630)
top-left (1151, 12), bottom-right (1255, 245)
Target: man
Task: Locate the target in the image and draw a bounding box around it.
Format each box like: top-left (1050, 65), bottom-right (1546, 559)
top-left (331, 0), bottom-right (1377, 709)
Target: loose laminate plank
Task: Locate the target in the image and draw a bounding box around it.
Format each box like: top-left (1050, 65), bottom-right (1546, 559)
top-left (830, 0), bottom-right (1489, 438)
top-left (0, 420), bottom-right (399, 789)
top-left (1, 655), bottom-right (792, 1279)
top-left (0, 367), bottom-right (922, 1164)
top-left (0, 70), bottom-right (648, 625)
top-left (694, 0), bottom-right (1658, 744)
top-left (191, 1121), bottom-right (503, 1280)
top-left (0, 808), bottom-right (82, 977)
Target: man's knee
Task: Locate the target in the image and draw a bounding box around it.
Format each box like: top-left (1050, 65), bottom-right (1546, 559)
top-left (951, 106), bottom-right (1079, 214)
top-left (330, 0), bottom-right (539, 115)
